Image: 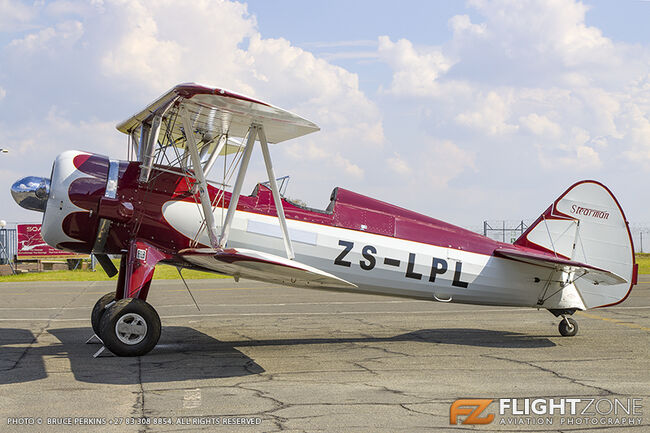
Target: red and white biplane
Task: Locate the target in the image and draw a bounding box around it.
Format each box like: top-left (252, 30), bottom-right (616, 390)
top-left (11, 83), bottom-right (637, 356)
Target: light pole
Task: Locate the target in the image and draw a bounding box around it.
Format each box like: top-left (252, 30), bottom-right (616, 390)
top-left (641, 230), bottom-right (649, 254)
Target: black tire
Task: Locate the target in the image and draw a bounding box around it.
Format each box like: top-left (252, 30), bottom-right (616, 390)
top-left (558, 317), bottom-right (578, 337)
top-left (91, 292), bottom-right (116, 338)
top-left (99, 298), bottom-right (161, 356)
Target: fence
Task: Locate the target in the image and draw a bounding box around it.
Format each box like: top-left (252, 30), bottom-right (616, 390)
top-left (477, 220), bottom-right (650, 253)
top-left (0, 228), bottom-right (17, 265)
top-left (481, 220), bottom-right (531, 244)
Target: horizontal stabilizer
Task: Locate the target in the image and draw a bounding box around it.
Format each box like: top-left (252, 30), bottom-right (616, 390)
top-left (495, 247), bottom-right (627, 286)
top-left (179, 247), bottom-right (357, 290)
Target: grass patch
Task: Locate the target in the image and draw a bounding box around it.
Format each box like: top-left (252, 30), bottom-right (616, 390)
top-left (0, 262), bottom-right (229, 283)
top-left (635, 253), bottom-right (650, 274)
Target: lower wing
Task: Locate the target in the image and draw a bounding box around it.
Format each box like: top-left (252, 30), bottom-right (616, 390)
top-left (179, 247), bottom-right (357, 289)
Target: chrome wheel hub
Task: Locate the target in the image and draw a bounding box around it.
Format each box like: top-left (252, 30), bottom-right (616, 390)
top-left (115, 313), bottom-right (147, 345)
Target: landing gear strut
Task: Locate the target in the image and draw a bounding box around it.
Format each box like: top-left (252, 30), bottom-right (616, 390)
top-left (558, 316), bottom-right (579, 337)
top-left (548, 309), bottom-right (579, 337)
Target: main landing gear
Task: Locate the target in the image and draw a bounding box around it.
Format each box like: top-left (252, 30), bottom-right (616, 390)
top-left (90, 294), bottom-right (161, 357)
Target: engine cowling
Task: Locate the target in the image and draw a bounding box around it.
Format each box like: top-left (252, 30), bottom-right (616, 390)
top-left (43, 150), bottom-right (112, 253)
top-left (11, 151), bottom-right (113, 254)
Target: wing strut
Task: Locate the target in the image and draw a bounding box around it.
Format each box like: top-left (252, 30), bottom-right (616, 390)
top-left (138, 97), bottom-right (178, 184)
top-left (259, 127), bottom-right (295, 260)
top-left (180, 107), bottom-right (220, 248)
top-left (177, 106), bottom-right (295, 258)
top-left (203, 134), bottom-right (226, 175)
top-left (219, 125), bottom-right (257, 248)
top-left (218, 124), bottom-right (295, 260)
top-left (139, 114), bottom-right (162, 183)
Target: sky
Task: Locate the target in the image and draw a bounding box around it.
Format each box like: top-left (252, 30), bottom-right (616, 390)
top-left (1, 0), bottom-right (649, 231)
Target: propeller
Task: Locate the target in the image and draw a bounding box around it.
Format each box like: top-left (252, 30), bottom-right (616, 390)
top-left (95, 253), bottom-right (118, 277)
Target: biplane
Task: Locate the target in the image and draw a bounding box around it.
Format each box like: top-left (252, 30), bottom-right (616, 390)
top-left (11, 83), bottom-right (637, 357)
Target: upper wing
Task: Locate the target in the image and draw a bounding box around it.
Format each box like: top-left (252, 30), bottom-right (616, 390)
top-left (116, 83), bottom-right (320, 146)
top-left (494, 247), bottom-right (627, 285)
top-left (179, 247), bottom-right (357, 290)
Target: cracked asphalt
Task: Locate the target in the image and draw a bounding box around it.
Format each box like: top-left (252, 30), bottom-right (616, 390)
top-left (0, 277), bottom-right (648, 432)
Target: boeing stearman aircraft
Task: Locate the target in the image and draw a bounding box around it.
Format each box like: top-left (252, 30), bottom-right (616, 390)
top-left (11, 83), bottom-right (637, 357)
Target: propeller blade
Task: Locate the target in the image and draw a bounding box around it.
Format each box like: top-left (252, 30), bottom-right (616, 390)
top-left (95, 253), bottom-right (118, 278)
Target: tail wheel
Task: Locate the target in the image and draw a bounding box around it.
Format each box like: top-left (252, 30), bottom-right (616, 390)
top-left (91, 292), bottom-right (116, 338)
top-left (558, 317), bottom-right (578, 337)
top-left (99, 298), bottom-right (161, 356)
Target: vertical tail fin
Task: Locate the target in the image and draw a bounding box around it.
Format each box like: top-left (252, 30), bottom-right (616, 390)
top-left (515, 180), bottom-right (636, 308)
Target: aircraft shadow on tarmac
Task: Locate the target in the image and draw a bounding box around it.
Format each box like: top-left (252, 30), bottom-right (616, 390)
top-left (0, 326), bottom-right (553, 385)
top-left (223, 328), bottom-right (556, 350)
top-left (0, 328), bottom-right (47, 383)
top-left (0, 326), bottom-right (264, 385)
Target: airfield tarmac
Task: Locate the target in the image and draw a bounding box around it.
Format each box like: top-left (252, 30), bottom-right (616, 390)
top-left (0, 277), bottom-right (648, 433)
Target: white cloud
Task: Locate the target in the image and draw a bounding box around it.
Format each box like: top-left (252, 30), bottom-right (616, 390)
top-left (0, 105), bottom-right (125, 223)
top-left (449, 14), bottom-right (486, 38)
top-left (0, 106), bottom-right (122, 159)
top-left (388, 138), bottom-right (475, 187)
top-left (245, 34), bottom-right (384, 179)
top-left (377, 1), bottom-right (650, 174)
top-left (455, 90), bottom-right (518, 136)
top-left (538, 144), bottom-right (602, 172)
top-left (0, 86), bottom-right (6, 100)
top-left (301, 40), bottom-right (377, 49)
top-left (285, 141), bottom-right (364, 179)
top-left (386, 153), bottom-right (411, 175)
top-left (45, 0), bottom-right (103, 17)
top-left (0, 0), bottom-right (386, 217)
top-left (519, 113), bottom-right (562, 138)
top-left (100, 0), bottom-right (256, 94)
top-left (424, 139), bottom-right (476, 185)
top-left (621, 103), bottom-right (650, 167)
top-left (575, 145), bottom-right (601, 168)
top-left (94, 1), bottom-right (384, 187)
top-left (367, 0), bottom-right (650, 224)
top-left (2, 0), bottom-right (650, 225)
top-left (8, 20), bottom-right (84, 52)
top-left (377, 36), bottom-right (454, 97)
top-left (462, 0), bottom-right (616, 72)
top-left (0, 0), bottom-right (36, 32)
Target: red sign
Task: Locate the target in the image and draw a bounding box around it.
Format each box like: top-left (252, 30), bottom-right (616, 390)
top-left (16, 224), bottom-right (86, 259)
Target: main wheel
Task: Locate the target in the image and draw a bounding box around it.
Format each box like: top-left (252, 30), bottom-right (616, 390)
top-left (558, 317), bottom-right (578, 337)
top-left (99, 298), bottom-right (161, 356)
top-left (91, 292), bottom-right (116, 338)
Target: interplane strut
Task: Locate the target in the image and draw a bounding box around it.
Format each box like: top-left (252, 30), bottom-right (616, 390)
top-left (178, 109), bottom-right (295, 259)
top-left (180, 107), bottom-right (220, 248)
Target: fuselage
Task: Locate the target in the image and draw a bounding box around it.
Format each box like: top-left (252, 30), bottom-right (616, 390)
top-left (33, 150), bottom-right (572, 310)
